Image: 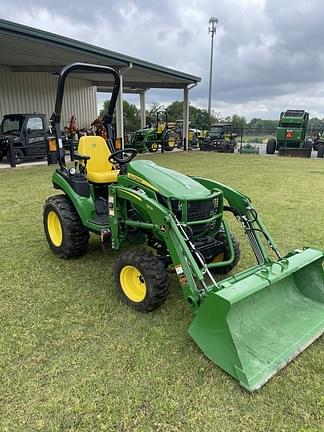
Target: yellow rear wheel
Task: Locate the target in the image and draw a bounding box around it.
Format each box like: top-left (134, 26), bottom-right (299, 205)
top-left (43, 195), bottom-right (89, 258)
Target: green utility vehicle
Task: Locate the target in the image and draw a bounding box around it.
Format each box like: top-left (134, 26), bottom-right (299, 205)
top-left (266, 110), bottom-right (312, 157)
top-left (128, 110), bottom-right (181, 153)
top-left (44, 63), bottom-right (324, 392)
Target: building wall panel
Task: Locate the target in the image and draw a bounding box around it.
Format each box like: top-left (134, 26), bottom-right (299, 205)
top-left (0, 66), bottom-right (97, 128)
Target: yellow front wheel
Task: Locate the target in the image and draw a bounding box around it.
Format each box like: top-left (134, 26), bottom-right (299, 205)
top-left (115, 249), bottom-right (169, 312)
top-left (120, 266), bottom-right (147, 302)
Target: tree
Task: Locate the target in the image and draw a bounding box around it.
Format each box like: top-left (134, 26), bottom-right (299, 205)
top-left (166, 101), bottom-right (213, 128)
top-left (99, 100), bottom-right (141, 132)
top-left (231, 114), bottom-right (247, 130)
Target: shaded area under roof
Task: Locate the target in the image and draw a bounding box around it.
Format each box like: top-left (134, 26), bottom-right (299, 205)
top-left (0, 19), bottom-right (201, 91)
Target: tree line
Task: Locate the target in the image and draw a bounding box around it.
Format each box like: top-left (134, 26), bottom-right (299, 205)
top-left (99, 100), bottom-right (324, 132)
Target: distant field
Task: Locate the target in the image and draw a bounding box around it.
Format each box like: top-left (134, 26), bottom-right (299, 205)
top-left (242, 134), bottom-right (273, 144)
top-left (0, 152), bottom-right (323, 431)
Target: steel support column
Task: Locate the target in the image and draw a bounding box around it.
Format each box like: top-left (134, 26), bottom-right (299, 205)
top-left (183, 85), bottom-right (189, 151)
top-left (140, 91), bottom-right (146, 128)
top-left (116, 72), bottom-right (124, 149)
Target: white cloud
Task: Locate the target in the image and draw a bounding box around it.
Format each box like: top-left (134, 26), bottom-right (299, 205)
top-left (1, 0), bottom-right (324, 119)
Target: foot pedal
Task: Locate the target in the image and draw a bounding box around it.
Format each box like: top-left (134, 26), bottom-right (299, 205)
top-left (89, 214), bottom-right (108, 226)
top-left (101, 229), bottom-right (111, 249)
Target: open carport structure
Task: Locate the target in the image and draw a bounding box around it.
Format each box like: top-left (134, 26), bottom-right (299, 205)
top-left (0, 19), bottom-right (201, 149)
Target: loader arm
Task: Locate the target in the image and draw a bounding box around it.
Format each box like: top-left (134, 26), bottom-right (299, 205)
top-left (192, 176), bottom-right (281, 264)
top-left (109, 185), bottom-right (222, 309)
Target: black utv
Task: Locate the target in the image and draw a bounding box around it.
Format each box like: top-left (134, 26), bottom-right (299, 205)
top-left (0, 113), bottom-right (48, 164)
top-left (200, 123), bottom-right (237, 152)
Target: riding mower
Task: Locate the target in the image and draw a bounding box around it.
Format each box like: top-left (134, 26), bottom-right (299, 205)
top-left (44, 63), bottom-right (324, 392)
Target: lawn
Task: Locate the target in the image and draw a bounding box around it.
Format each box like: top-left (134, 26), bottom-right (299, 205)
top-left (0, 152), bottom-right (323, 431)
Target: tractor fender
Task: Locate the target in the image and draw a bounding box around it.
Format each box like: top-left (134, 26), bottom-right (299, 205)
top-left (52, 170), bottom-right (96, 229)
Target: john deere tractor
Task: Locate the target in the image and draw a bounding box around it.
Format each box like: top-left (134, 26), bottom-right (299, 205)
top-left (44, 63), bottom-right (324, 392)
top-left (127, 110), bottom-right (181, 153)
top-left (266, 110), bottom-right (312, 157)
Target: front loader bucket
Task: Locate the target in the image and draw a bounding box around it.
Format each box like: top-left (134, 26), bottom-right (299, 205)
top-left (189, 248), bottom-right (324, 391)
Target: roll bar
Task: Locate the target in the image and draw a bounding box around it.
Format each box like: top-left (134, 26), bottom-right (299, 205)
top-left (49, 62), bottom-right (120, 167)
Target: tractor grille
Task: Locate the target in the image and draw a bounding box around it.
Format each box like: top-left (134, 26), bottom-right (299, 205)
top-left (187, 197), bottom-right (219, 222)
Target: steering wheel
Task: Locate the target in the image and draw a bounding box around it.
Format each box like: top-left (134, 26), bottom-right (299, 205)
top-left (109, 148), bottom-right (137, 165)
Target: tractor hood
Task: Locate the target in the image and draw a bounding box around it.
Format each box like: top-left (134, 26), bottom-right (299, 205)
top-left (127, 160), bottom-right (213, 200)
top-left (0, 134), bottom-right (16, 142)
top-left (135, 127), bottom-right (155, 134)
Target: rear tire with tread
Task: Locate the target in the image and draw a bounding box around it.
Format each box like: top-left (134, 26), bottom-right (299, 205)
top-left (266, 138), bottom-right (276, 154)
top-left (304, 140), bottom-right (313, 150)
top-left (114, 249), bottom-right (169, 312)
top-left (317, 144), bottom-right (324, 158)
top-left (43, 195), bottom-right (89, 258)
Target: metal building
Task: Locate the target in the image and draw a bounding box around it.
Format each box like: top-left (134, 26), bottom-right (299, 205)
top-left (0, 19), bottom-right (201, 148)
top-left (0, 67), bottom-right (97, 128)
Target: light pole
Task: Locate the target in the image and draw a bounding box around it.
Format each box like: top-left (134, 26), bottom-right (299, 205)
top-left (208, 17), bottom-right (218, 116)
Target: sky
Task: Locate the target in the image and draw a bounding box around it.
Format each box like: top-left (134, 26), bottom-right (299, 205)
top-left (1, 0), bottom-right (324, 120)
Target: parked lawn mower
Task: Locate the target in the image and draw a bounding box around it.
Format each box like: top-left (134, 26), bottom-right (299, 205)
top-left (127, 110), bottom-right (181, 153)
top-left (44, 63), bottom-right (324, 392)
top-left (200, 123), bottom-right (237, 152)
top-left (266, 110), bottom-right (312, 157)
top-left (239, 143), bottom-right (260, 154)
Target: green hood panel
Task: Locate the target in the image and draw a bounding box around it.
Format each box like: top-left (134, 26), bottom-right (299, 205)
top-left (128, 160), bottom-right (214, 199)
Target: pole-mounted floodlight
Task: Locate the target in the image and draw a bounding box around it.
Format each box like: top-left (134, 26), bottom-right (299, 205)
top-left (208, 17), bottom-right (218, 117)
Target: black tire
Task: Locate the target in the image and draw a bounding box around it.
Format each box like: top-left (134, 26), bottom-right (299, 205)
top-left (148, 142), bottom-right (159, 153)
top-left (7, 148), bottom-right (24, 164)
top-left (304, 140), bottom-right (313, 150)
top-left (164, 130), bottom-right (181, 151)
top-left (318, 144), bottom-right (324, 158)
top-left (43, 195), bottom-right (89, 258)
top-left (114, 249), bottom-right (169, 312)
top-left (210, 231), bottom-right (240, 274)
top-left (0, 151), bottom-right (3, 162)
top-left (266, 138), bottom-right (276, 154)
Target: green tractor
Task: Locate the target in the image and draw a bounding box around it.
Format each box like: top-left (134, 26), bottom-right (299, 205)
top-left (266, 110), bottom-right (313, 157)
top-left (44, 63), bottom-right (324, 392)
top-left (127, 110), bottom-right (181, 153)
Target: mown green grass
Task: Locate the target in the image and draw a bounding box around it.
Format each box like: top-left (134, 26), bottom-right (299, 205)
top-left (0, 153), bottom-right (323, 432)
